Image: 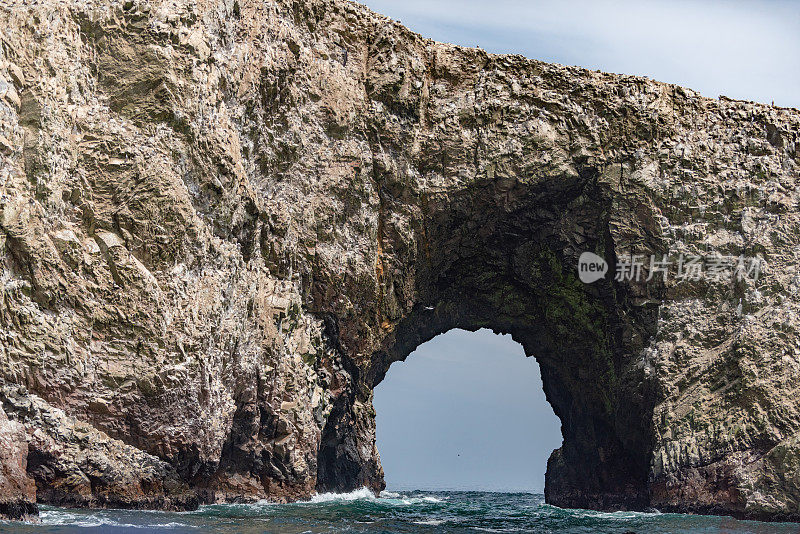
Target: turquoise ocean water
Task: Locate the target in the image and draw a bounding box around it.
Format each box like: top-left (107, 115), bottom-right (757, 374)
top-left (3, 489), bottom-right (799, 533)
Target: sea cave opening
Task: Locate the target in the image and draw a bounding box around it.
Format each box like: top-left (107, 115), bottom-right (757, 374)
top-left (315, 174), bottom-right (658, 510)
top-left (373, 328), bottom-right (563, 493)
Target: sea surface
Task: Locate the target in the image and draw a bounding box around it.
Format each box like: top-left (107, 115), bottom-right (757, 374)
top-left (3, 489), bottom-right (799, 534)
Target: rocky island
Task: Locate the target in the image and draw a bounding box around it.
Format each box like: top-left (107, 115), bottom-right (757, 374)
top-left (0, 0), bottom-right (799, 523)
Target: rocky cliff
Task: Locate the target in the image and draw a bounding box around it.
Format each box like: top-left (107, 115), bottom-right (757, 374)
top-left (1, 0), bottom-right (799, 522)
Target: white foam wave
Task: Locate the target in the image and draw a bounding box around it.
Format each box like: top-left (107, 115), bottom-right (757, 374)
top-left (305, 487), bottom-right (444, 505)
top-left (39, 509), bottom-right (192, 529)
top-left (382, 493), bottom-right (445, 505)
top-left (200, 499), bottom-right (277, 511)
top-left (309, 487), bottom-right (378, 503)
top-left (415, 518), bottom-right (446, 525)
top-left (39, 511), bottom-right (130, 528)
top-left (571, 509), bottom-right (663, 520)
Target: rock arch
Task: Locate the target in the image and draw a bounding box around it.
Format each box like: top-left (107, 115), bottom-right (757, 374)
top-left (315, 164), bottom-right (660, 511)
top-left (1, 0), bottom-right (799, 523)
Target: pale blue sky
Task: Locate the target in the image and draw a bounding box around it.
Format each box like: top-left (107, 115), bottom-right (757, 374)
top-left (369, 0), bottom-right (799, 493)
top-left (374, 329), bottom-right (560, 492)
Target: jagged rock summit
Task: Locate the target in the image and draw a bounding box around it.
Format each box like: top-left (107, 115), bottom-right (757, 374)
top-left (1, 0), bottom-right (799, 522)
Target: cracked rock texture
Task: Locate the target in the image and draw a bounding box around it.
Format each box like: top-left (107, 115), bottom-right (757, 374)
top-left (0, 398), bottom-right (36, 519)
top-left (1, 0), bottom-right (800, 522)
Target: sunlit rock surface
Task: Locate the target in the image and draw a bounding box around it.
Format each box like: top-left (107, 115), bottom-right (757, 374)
top-left (0, 0), bottom-right (799, 521)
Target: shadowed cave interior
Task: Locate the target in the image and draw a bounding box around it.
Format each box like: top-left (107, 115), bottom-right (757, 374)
top-left (315, 174), bottom-right (660, 510)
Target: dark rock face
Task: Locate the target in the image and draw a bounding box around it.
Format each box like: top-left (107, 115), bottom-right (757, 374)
top-left (357, 175), bottom-right (659, 510)
top-left (1, 0), bottom-right (800, 522)
top-left (0, 401), bottom-right (37, 520)
top-left (0, 386), bottom-right (197, 511)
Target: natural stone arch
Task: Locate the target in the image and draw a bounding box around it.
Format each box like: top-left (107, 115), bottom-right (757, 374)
top-left (1, 0), bottom-right (799, 523)
top-left (316, 166), bottom-right (662, 510)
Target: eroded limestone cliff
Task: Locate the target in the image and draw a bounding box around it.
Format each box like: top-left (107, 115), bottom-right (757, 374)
top-left (1, 0), bottom-right (799, 522)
